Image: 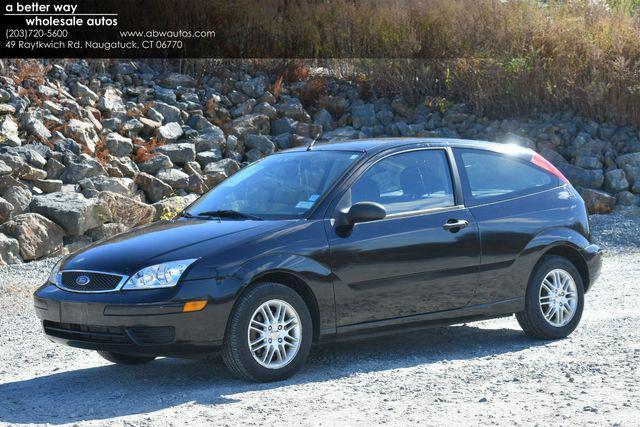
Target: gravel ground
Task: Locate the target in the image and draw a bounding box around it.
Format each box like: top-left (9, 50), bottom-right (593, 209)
top-left (1, 211), bottom-right (639, 426)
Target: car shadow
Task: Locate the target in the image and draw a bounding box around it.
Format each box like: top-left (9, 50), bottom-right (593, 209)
top-left (0, 322), bottom-right (548, 425)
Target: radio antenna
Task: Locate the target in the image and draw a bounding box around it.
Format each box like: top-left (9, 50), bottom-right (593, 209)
top-left (306, 138), bottom-right (317, 151)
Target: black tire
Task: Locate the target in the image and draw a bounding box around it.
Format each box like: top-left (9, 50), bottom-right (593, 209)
top-left (516, 255), bottom-right (585, 340)
top-left (222, 283), bottom-right (313, 382)
top-left (97, 351), bottom-right (156, 365)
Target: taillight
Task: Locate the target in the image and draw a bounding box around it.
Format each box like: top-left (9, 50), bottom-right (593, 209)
top-left (531, 152), bottom-right (570, 184)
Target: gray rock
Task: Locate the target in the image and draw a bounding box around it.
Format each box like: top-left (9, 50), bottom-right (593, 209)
top-left (0, 196), bottom-right (13, 223)
top-left (319, 95), bottom-right (350, 116)
top-left (98, 87), bottom-right (126, 113)
top-left (196, 150), bottom-right (223, 168)
top-left (276, 98), bottom-right (310, 121)
top-left (152, 101), bottom-right (182, 124)
top-left (617, 152), bottom-right (640, 170)
top-left (621, 165), bottom-right (640, 193)
top-left (24, 116), bottom-right (51, 142)
top-left (64, 235), bottom-right (93, 253)
top-left (244, 134), bottom-right (275, 155)
top-left (574, 155), bottom-right (602, 170)
top-left (239, 76), bottom-right (268, 98)
top-left (187, 173), bottom-right (208, 194)
top-left (231, 99), bottom-right (257, 118)
top-left (616, 191), bottom-right (640, 206)
top-left (223, 114), bottom-right (270, 139)
top-left (0, 89), bottom-right (9, 103)
top-left (86, 222), bottom-right (129, 242)
top-left (0, 116), bottom-right (20, 146)
top-left (604, 169), bottom-right (629, 193)
top-left (351, 103), bottom-right (377, 129)
top-left (0, 213), bottom-right (64, 260)
top-left (152, 194), bottom-right (199, 220)
top-left (295, 122), bottom-right (322, 140)
top-left (105, 133), bottom-right (133, 157)
top-left (33, 179), bottom-right (63, 193)
top-left (64, 119), bottom-right (98, 153)
top-left (30, 192), bottom-right (112, 236)
top-left (155, 143), bottom-right (196, 165)
top-left (156, 122), bottom-right (184, 142)
top-left (44, 158), bottom-right (65, 179)
top-left (578, 188), bottom-right (616, 214)
top-left (121, 118), bottom-right (144, 137)
top-left (245, 148), bottom-right (264, 163)
top-left (313, 109), bottom-right (334, 131)
top-left (60, 159), bottom-right (106, 184)
top-left (153, 85), bottom-right (177, 104)
top-left (323, 127), bottom-right (360, 140)
top-left (559, 164), bottom-right (604, 189)
top-left (146, 108), bottom-right (164, 123)
top-left (135, 172), bottom-right (174, 203)
top-left (80, 175), bottom-right (136, 196)
top-left (0, 160), bottom-right (11, 176)
top-left (73, 83), bottom-right (99, 105)
top-left (271, 117), bottom-right (296, 136)
top-left (139, 154), bottom-right (173, 175)
top-left (204, 158), bottom-right (241, 186)
top-left (156, 168), bottom-right (190, 190)
top-left (188, 115), bottom-right (220, 134)
top-left (160, 73), bottom-right (196, 89)
top-left (538, 148), bottom-right (567, 167)
top-left (0, 233), bottom-right (21, 265)
top-left (0, 103), bottom-right (17, 115)
top-left (252, 102), bottom-right (278, 119)
top-left (1, 185), bottom-right (31, 215)
top-left (97, 191), bottom-right (155, 227)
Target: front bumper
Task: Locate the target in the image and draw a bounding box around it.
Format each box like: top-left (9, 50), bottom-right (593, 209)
top-left (582, 243), bottom-right (603, 291)
top-left (33, 281), bottom-right (230, 356)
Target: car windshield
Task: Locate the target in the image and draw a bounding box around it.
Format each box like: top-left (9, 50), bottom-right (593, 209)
top-left (185, 150), bottom-right (362, 219)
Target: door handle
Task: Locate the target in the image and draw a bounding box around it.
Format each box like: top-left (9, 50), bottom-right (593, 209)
top-left (443, 219), bottom-right (469, 232)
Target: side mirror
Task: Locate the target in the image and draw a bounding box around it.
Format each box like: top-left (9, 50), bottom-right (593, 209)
top-left (346, 202), bottom-right (386, 224)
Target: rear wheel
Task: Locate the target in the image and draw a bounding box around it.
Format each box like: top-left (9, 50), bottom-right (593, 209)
top-left (222, 283), bottom-right (313, 382)
top-left (516, 255), bottom-right (585, 340)
top-left (97, 351), bottom-right (156, 365)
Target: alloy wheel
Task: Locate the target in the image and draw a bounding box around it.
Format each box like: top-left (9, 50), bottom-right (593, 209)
top-left (247, 299), bottom-right (302, 369)
top-left (538, 268), bottom-right (578, 327)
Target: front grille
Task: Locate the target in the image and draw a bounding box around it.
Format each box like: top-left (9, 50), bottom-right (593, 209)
top-left (43, 321), bottom-right (130, 344)
top-left (59, 271), bottom-right (125, 292)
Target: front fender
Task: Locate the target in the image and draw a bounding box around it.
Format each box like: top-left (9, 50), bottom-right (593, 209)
top-left (218, 252), bottom-right (336, 335)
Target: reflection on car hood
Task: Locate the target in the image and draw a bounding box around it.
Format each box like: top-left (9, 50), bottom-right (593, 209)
top-left (61, 219), bottom-right (277, 275)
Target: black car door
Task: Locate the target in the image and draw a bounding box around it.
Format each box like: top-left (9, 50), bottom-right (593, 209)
top-left (326, 148), bottom-right (481, 327)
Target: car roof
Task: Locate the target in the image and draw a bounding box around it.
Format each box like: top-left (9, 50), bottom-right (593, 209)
top-left (284, 138), bottom-right (534, 156)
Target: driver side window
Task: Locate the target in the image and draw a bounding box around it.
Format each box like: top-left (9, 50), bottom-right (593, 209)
top-left (346, 149), bottom-right (455, 215)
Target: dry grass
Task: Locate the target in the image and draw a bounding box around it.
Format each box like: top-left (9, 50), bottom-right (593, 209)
top-left (155, 0), bottom-right (640, 124)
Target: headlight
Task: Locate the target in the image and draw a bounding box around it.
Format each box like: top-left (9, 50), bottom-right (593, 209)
top-left (122, 259), bottom-right (198, 290)
top-left (48, 258), bottom-right (63, 284)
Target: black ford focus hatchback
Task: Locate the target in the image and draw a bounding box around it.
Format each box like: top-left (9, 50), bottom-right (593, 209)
top-left (34, 138), bottom-right (602, 382)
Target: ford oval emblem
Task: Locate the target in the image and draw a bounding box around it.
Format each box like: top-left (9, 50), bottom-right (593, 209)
top-left (75, 275), bottom-right (91, 286)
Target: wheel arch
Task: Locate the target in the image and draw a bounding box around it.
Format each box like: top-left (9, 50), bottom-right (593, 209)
top-left (518, 226), bottom-right (592, 289)
top-left (539, 245), bottom-right (590, 291)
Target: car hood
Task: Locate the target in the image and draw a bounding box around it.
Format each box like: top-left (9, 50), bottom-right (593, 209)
top-left (61, 219), bottom-right (283, 276)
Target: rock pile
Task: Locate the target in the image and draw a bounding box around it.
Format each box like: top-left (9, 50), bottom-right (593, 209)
top-left (0, 59), bottom-right (638, 265)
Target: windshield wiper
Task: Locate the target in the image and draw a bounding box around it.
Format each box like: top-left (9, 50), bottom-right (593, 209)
top-left (185, 210), bottom-right (263, 220)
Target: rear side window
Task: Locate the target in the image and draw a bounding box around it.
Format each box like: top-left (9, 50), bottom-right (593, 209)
top-left (345, 149), bottom-right (455, 215)
top-left (456, 148), bottom-right (556, 205)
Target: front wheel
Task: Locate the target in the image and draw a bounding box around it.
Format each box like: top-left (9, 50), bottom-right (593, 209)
top-left (222, 283), bottom-right (313, 382)
top-left (516, 255), bottom-right (585, 340)
top-left (97, 351), bottom-right (156, 365)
